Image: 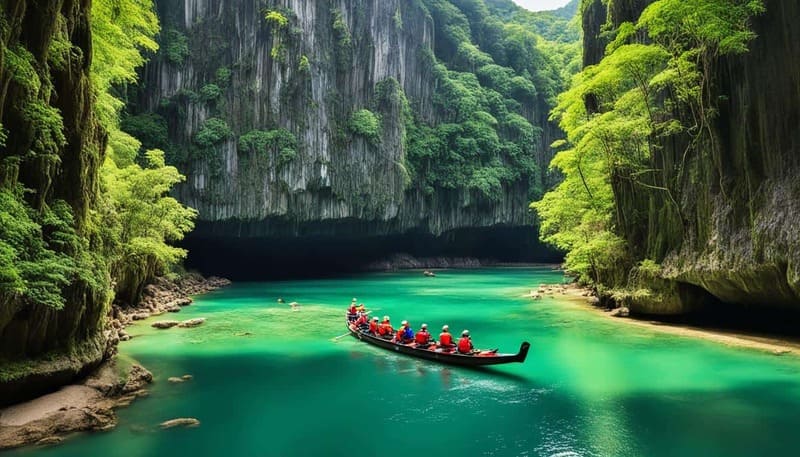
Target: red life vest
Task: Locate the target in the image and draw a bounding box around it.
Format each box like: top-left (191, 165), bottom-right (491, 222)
top-left (439, 332), bottom-right (453, 346)
top-left (379, 322), bottom-right (393, 335)
top-left (348, 304), bottom-right (357, 314)
top-left (457, 336), bottom-right (473, 354)
top-left (369, 321), bottom-right (378, 334)
top-left (355, 314), bottom-right (367, 326)
top-left (395, 327), bottom-right (405, 341)
top-left (415, 330), bottom-right (430, 344)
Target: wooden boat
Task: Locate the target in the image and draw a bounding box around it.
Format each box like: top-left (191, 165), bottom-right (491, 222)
top-left (347, 322), bottom-right (530, 367)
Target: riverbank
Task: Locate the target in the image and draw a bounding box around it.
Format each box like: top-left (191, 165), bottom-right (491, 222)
top-left (0, 274), bottom-right (230, 451)
top-left (547, 283), bottom-right (800, 357)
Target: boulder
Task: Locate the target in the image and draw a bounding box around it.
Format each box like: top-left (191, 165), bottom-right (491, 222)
top-left (151, 321), bottom-right (179, 329)
top-left (131, 313), bottom-right (150, 321)
top-left (609, 306), bottom-right (630, 317)
top-left (159, 418), bottom-right (200, 429)
top-left (167, 377), bottom-right (184, 383)
top-left (181, 375), bottom-right (193, 380)
top-left (178, 318), bottom-right (206, 328)
top-left (122, 365), bottom-right (153, 394)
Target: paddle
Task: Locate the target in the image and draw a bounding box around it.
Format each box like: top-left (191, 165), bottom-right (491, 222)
top-left (331, 332), bottom-right (351, 341)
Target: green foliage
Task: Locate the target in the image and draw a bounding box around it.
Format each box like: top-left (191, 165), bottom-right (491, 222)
top-left (194, 118), bottom-right (232, 148)
top-left (534, 0), bottom-right (764, 284)
top-left (215, 67), bottom-right (232, 87)
top-left (161, 28), bottom-right (190, 64)
top-left (264, 10), bottom-right (289, 28)
top-left (332, 9), bottom-right (353, 69)
top-left (92, 0), bottom-right (159, 129)
top-left (348, 109), bottom-right (382, 144)
top-left (238, 129), bottom-right (298, 165)
top-left (199, 83), bottom-right (222, 102)
top-left (298, 55), bottom-right (311, 73)
top-left (103, 150), bottom-right (197, 301)
top-left (120, 113), bottom-right (168, 152)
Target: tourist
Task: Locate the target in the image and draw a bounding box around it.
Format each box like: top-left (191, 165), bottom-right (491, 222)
top-left (357, 303), bottom-right (366, 313)
top-left (439, 325), bottom-right (454, 349)
top-left (415, 324), bottom-right (431, 346)
top-left (353, 312), bottom-right (369, 329)
top-left (457, 330), bottom-right (474, 354)
top-left (378, 316), bottom-right (394, 337)
top-left (401, 321), bottom-right (415, 343)
top-left (347, 302), bottom-right (358, 321)
top-left (369, 316), bottom-right (379, 334)
top-left (395, 320), bottom-right (408, 342)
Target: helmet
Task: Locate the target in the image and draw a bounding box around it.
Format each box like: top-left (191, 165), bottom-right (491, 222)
top-left (462, 330), bottom-right (469, 336)
top-left (442, 325), bottom-right (449, 331)
top-left (401, 320), bottom-right (408, 326)
top-left (383, 316), bottom-right (390, 321)
top-left (352, 298), bottom-right (357, 302)
top-left (421, 323), bottom-right (427, 329)
top-left (372, 316), bottom-right (379, 321)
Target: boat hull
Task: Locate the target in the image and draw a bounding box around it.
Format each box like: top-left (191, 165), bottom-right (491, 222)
top-left (347, 323), bottom-right (530, 367)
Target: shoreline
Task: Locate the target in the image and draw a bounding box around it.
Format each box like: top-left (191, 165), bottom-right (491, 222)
top-left (0, 274), bottom-right (230, 450)
top-left (548, 283), bottom-right (800, 357)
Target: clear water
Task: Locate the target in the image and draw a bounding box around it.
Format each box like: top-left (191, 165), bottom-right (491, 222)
top-left (9, 268), bottom-right (800, 457)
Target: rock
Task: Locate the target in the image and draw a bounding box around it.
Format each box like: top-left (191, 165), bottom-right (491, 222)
top-left (36, 436), bottom-right (63, 446)
top-left (609, 307), bottom-right (630, 317)
top-left (151, 321), bottom-right (179, 329)
top-left (588, 296), bottom-right (601, 306)
top-left (167, 377), bottom-right (184, 383)
top-left (165, 306), bottom-right (181, 313)
top-left (159, 418), bottom-right (200, 429)
top-left (178, 318), bottom-right (206, 328)
top-left (131, 313), bottom-right (150, 321)
top-left (174, 297), bottom-right (193, 307)
top-left (119, 334), bottom-right (131, 342)
top-left (181, 375), bottom-right (193, 380)
top-left (122, 365), bottom-right (153, 394)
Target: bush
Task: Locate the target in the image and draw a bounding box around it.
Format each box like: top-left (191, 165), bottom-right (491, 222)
top-left (238, 129), bottom-right (298, 165)
top-left (121, 113), bottom-right (168, 152)
top-left (348, 109), bottom-right (381, 143)
top-left (161, 29), bottom-right (189, 64)
top-left (199, 83), bottom-right (222, 102)
top-left (194, 118), bottom-right (232, 148)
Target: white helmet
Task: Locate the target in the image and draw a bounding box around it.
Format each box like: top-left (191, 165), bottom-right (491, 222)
top-left (401, 320), bottom-right (408, 326)
top-left (383, 316), bottom-right (390, 321)
top-left (421, 323), bottom-right (428, 329)
top-left (442, 325), bottom-right (449, 331)
top-left (462, 329), bottom-right (469, 336)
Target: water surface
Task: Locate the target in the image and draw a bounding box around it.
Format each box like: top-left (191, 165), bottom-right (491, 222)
top-left (11, 268), bottom-right (800, 456)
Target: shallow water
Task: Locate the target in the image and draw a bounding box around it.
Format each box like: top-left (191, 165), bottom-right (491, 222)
top-left (10, 268), bottom-right (800, 456)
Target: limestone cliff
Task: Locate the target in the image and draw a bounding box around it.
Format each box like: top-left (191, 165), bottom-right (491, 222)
top-left (127, 0), bottom-right (566, 268)
top-left (582, 0), bottom-right (800, 314)
top-left (0, 0), bottom-right (110, 404)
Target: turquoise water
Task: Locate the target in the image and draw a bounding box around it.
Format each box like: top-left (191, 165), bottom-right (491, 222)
top-left (10, 268), bottom-right (800, 456)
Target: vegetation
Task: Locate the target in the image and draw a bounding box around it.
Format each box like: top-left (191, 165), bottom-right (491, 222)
top-left (533, 0), bottom-right (765, 284)
top-left (348, 109), bottom-right (382, 144)
top-left (194, 118), bottom-right (233, 148)
top-left (238, 129), bottom-right (298, 165)
top-left (160, 29), bottom-right (190, 65)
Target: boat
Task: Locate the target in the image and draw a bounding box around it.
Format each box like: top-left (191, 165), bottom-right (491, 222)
top-left (347, 322), bottom-right (530, 367)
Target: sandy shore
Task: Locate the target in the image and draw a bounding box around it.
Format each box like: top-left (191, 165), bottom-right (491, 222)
top-left (543, 283), bottom-right (800, 357)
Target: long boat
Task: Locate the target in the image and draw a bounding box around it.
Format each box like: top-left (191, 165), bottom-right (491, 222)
top-left (347, 322), bottom-right (530, 367)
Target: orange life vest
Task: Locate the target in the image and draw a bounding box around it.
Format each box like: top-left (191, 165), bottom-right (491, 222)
top-left (379, 322), bottom-right (393, 335)
top-left (355, 314), bottom-right (368, 326)
top-left (415, 330), bottom-right (430, 344)
top-left (369, 321), bottom-right (378, 334)
top-left (348, 304), bottom-right (357, 314)
top-left (396, 327), bottom-right (405, 341)
top-left (439, 332), bottom-right (453, 346)
top-left (457, 336), bottom-right (473, 354)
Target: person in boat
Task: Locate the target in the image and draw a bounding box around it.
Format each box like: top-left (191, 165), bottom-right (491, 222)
top-left (357, 303), bottom-right (366, 314)
top-left (457, 330), bottom-right (474, 354)
top-left (400, 321), bottom-right (415, 344)
top-left (378, 316), bottom-right (394, 338)
top-left (347, 302), bottom-right (358, 322)
top-left (368, 316), bottom-right (380, 335)
top-left (415, 323), bottom-right (431, 346)
top-left (395, 320), bottom-right (409, 343)
top-left (438, 325), bottom-right (455, 349)
top-left (353, 311), bottom-right (369, 329)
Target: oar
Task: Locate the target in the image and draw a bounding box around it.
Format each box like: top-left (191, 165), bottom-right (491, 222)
top-left (331, 332), bottom-right (351, 341)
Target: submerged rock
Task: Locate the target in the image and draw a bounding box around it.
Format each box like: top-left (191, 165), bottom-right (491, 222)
top-left (178, 318), bottom-right (206, 328)
top-left (181, 375), bottom-right (193, 380)
top-left (167, 377), bottom-right (184, 383)
top-left (151, 321), bottom-right (179, 329)
top-left (159, 418), bottom-right (200, 429)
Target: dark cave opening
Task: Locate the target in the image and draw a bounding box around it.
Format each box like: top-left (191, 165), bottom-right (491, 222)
top-left (181, 223), bottom-right (562, 280)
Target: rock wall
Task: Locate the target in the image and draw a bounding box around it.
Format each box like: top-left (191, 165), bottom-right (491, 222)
top-left (583, 0), bottom-right (800, 314)
top-left (0, 0), bottom-right (109, 401)
top-left (133, 0), bottom-right (561, 243)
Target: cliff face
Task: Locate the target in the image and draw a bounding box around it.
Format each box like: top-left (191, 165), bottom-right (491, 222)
top-left (131, 0), bottom-right (562, 246)
top-left (0, 0), bottom-right (110, 403)
top-left (583, 0), bottom-right (800, 313)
